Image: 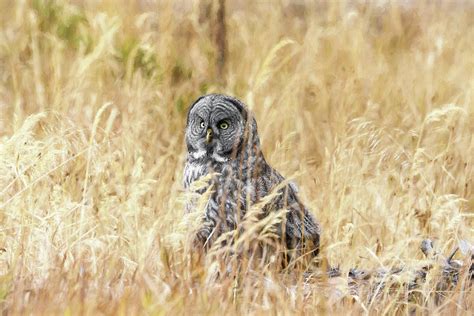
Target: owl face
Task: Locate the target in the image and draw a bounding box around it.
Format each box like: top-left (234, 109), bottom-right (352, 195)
top-left (185, 94), bottom-right (247, 162)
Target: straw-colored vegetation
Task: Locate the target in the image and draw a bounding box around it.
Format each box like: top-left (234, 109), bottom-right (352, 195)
top-left (0, 0), bottom-right (473, 314)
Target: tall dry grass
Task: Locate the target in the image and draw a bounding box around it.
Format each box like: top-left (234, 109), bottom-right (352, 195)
top-left (0, 0), bottom-right (473, 314)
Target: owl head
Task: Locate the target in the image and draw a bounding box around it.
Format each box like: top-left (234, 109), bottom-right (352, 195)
top-left (185, 94), bottom-right (259, 163)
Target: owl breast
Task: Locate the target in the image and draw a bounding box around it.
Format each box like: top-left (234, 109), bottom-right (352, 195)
top-left (183, 161), bottom-right (208, 191)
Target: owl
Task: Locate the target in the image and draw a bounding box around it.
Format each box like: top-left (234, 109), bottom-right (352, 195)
top-left (183, 94), bottom-right (320, 260)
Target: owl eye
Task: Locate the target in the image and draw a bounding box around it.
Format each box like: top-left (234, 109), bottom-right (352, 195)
top-left (218, 120), bottom-right (229, 130)
top-left (199, 120), bottom-right (206, 129)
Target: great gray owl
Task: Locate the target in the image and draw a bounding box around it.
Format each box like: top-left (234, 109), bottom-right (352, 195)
top-left (183, 94), bottom-right (320, 259)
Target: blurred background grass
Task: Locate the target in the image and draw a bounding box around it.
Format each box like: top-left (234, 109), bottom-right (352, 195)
top-left (0, 0), bottom-right (473, 314)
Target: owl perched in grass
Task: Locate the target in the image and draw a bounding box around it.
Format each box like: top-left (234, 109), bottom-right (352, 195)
top-left (183, 94), bottom-right (320, 259)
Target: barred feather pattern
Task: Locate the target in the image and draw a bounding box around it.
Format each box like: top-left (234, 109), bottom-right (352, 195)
top-left (183, 94), bottom-right (320, 256)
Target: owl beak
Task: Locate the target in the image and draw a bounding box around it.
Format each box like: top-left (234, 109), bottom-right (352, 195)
top-left (206, 128), bottom-right (213, 144)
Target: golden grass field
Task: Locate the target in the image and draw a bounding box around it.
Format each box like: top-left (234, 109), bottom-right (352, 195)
top-left (0, 0), bottom-right (473, 314)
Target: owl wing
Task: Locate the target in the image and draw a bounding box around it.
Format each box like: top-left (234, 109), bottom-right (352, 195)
top-left (286, 202), bottom-right (321, 246)
top-left (262, 167), bottom-right (321, 254)
top-left (285, 195), bottom-right (321, 253)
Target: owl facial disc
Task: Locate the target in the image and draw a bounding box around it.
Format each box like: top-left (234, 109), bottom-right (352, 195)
top-left (185, 94), bottom-right (249, 163)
